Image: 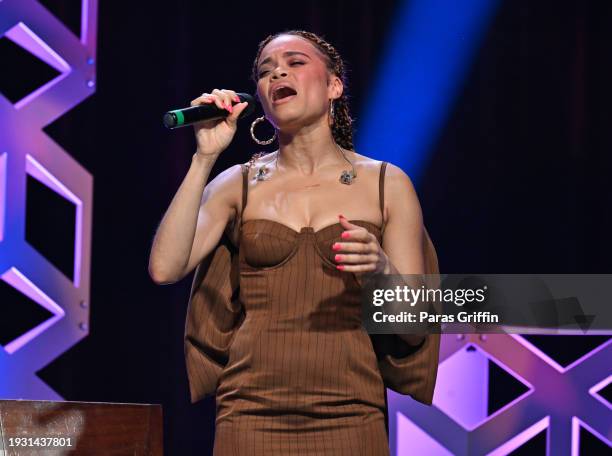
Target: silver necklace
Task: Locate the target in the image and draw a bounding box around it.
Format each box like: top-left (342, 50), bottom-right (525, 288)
top-left (254, 143), bottom-right (357, 184)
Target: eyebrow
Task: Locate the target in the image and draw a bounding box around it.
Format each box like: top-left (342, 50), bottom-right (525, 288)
top-left (258, 51), bottom-right (311, 68)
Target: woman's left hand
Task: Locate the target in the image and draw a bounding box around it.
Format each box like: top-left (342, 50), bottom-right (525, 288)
top-left (332, 215), bottom-right (390, 281)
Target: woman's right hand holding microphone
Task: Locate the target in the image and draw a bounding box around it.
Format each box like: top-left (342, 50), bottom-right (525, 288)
top-left (190, 88), bottom-right (250, 158)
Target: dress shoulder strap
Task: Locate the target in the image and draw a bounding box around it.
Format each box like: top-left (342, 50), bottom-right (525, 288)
top-left (379, 161), bottom-right (388, 233)
top-left (240, 163), bottom-right (249, 221)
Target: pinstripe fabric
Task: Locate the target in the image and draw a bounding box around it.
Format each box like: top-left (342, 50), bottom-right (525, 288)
top-left (185, 161), bottom-right (440, 455)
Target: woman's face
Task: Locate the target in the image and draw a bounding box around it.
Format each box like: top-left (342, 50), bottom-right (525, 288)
top-left (255, 35), bottom-right (342, 131)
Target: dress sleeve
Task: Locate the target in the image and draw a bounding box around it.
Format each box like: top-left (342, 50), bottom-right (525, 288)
top-left (372, 226), bottom-right (441, 405)
top-left (184, 232), bottom-right (244, 403)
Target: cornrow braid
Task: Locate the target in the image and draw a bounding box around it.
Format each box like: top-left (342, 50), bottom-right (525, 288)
top-left (251, 30), bottom-right (355, 151)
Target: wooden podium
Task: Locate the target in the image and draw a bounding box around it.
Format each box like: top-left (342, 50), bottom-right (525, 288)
top-left (0, 400), bottom-right (163, 455)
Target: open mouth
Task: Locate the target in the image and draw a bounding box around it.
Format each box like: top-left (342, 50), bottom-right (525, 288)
top-left (272, 86), bottom-right (298, 102)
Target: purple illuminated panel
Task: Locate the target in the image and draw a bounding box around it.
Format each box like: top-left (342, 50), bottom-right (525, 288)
top-left (1, 267), bottom-right (65, 354)
top-left (25, 154), bottom-right (84, 286)
top-left (0, 152), bottom-right (6, 241)
top-left (4, 22), bottom-right (71, 109)
top-left (432, 343), bottom-right (533, 431)
top-left (0, 0), bottom-right (98, 399)
top-left (389, 334), bottom-right (612, 455)
top-left (589, 375), bottom-right (611, 409)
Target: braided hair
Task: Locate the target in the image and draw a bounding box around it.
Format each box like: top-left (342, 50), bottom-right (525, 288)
top-left (251, 30), bottom-right (354, 151)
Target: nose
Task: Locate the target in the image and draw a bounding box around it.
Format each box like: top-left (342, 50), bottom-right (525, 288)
top-left (271, 66), bottom-right (288, 80)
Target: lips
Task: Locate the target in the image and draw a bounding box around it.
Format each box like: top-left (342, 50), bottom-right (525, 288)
top-left (271, 85), bottom-right (298, 101)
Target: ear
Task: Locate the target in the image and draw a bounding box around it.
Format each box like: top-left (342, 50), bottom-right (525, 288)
top-left (328, 74), bottom-right (343, 101)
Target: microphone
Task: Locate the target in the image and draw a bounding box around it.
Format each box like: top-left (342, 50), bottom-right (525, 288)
top-left (163, 92), bottom-right (256, 129)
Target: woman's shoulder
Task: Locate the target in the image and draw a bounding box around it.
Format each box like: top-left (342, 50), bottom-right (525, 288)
top-left (351, 153), bottom-right (417, 204)
top-left (351, 152), bottom-right (409, 179)
top-left (239, 151), bottom-right (277, 178)
top-left (351, 152), bottom-right (383, 173)
top-left (213, 151), bottom-right (274, 184)
top-left (244, 151), bottom-right (277, 166)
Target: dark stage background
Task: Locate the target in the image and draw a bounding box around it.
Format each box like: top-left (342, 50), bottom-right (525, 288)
top-left (1, 0), bottom-right (611, 454)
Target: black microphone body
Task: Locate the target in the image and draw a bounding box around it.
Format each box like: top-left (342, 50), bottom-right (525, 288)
top-left (163, 92), bottom-right (256, 129)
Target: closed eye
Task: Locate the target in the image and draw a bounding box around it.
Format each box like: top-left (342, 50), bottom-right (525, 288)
top-left (258, 61), bottom-right (305, 79)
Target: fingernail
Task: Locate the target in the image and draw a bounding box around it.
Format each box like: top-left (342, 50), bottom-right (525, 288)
top-left (336, 264), bottom-right (345, 270)
top-left (227, 103), bottom-right (233, 113)
top-left (332, 243), bottom-right (341, 251)
top-left (233, 95), bottom-right (240, 102)
top-left (341, 232), bottom-right (350, 239)
top-left (338, 214), bottom-right (345, 219)
top-left (334, 254), bottom-right (342, 262)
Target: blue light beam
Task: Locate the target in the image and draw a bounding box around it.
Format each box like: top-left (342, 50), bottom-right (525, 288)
top-left (356, 0), bottom-right (501, 184)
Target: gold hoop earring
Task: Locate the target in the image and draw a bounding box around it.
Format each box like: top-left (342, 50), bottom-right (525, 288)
top-left (250, 116), bottom-right (276, 145)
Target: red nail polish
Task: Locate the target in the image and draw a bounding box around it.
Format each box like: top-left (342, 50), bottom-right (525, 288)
top-left (336, 264), bottom-right (344, 270)
top-left (341, 232), bottom-right (350, 239)
top-left (334, 254), bottom-right (342, 262)
top-left (338, 214), bottom-right (345, 219)
top-left (332, 243), bottom-right (341, 251)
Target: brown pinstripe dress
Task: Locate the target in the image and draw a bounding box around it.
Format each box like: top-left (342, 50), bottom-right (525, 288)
top-left (184, 161), bottom-right (441, 455)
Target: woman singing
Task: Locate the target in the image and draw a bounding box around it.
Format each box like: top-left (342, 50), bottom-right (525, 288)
top-left (149, 30), bottom-right (440, 455)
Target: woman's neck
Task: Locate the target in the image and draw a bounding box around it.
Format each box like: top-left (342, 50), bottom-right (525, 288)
top-left (276, 122), bottom-right (346, 175)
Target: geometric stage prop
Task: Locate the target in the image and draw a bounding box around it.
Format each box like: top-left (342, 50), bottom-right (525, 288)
top-left (0, 0), bottom-right (97, 399)
top-left (390, 334), bottom-right (611, 455)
